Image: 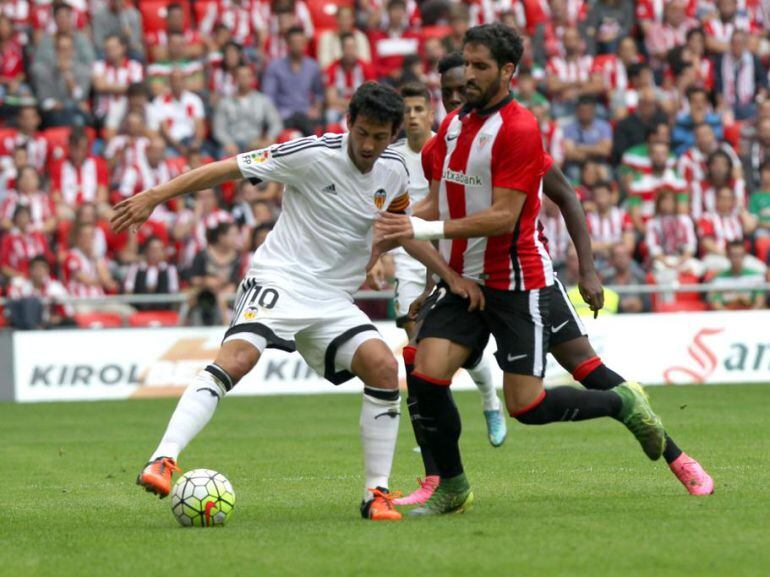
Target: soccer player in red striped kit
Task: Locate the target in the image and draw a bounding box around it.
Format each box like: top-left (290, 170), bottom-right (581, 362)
top-left (376, 23), bottom-right (671, 515)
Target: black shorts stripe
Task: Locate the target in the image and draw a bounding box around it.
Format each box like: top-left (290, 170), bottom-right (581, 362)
top-left (223, 322), bottom-right (296, 353)
top-left (324, 324), bottom-right (378, 385)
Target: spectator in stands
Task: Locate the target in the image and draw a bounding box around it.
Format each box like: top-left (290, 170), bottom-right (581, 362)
top-left (586, 181), bottom-right (635, 264)
top-left (147, 31), bottom-right (205, 97)
top-left (62, 223), bottom-right (123, 307)
top-left (715, 30), bottom-right (767, 122)
top-left (150, 69), bottom-right (206, 157)
top-left (441, 3), bottom-right (470, 55)
top-left (743, 116), bottom-right (770, 192)
top-left (691, 149), bottom-right (747, 219)
top-left (646, 188), bottom-right (703, 287)
top-left (119, 135), bottom-right (177, 200)
top-left (32, 33), bottom-right (91, 127)
top-left (146, 2), bottom-right (204, 63)
top-left (627, 141), bottom-right (687, 231)
top-left (619, 121), bottom-right (674, 183)
top-left (513, 67), bottom-right (548, 110)
top-left (104, 111), bottom-right (150, 184)
top-left (368, 0), bottom-right (420, 83)
top-left (262, 26), bottom-right (324, 134)
top-left (612, 87), bottom-right (668, 164)
top-left (0, 144), bottom-right (26, 199)
top-left (0, 14), bottom-right (25, 99)
top-left (103, 81), bottom-right (154, 141)
top-left (189, 222), bottom-right (241, 326)
top-left (583, 0), bottom-right (634, 56)
top-left (124, 236), bottom-right (179, 310)
top-left (207, 41), bottom-right (243, 109)
top-left (174, 187), bottom-right (233, 270)
top-left (60, 202), bottom-right (109, 260)
top-left (699, 185), bottom-right (762, 273)
top-left (563, 96), bottom-right (612, 179)
top-left (324, 33), bottom-right (376, 125)
top-left (92, 35), bottom-right (144, 124)
top-left (604, 242), bottom-right (651, 313)
top-left (6, 255), bottom-right (75, 329)
top-left (678, 122), bottom-right (742, 187)
top-left (709, 240), bottom-right (766, 310)
top-left (704, 0), bottom-right (756, 56)
top-left (563, 244), bottom-right (620, 315)
top-left (213, 65), bottom-right (282, 157)
top-left (673, 87), bottom-right (723, 155)
top-left (540, 196), bottom-right (569, 274)
top-left (0, 166), bottom-right (56, 234)
top-left (51, 128), bottom-right (109, 218)
top-left (316, 6), bottom-right (371, 70)
top-left (33, 2), bottom-right (94, 70)
top-left (645, 0), bottom-right (696, 72)
top-left (749, 161), bottom-right (770, 236)
top-left (0, 205), bottom-right (51, 280)
top-left (4, 105), bottom-right (47, 170)
top-left (545, 26), bottom-right (598, 118)
top-left (92, 0), bottom-right (145, 62)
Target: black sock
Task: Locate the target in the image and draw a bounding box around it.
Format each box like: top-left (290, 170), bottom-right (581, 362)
top-left (514, 386), bottom-right (622, 424)
top-left (405, 362), bottom-right (440, 477)
top-left (411, 372), bottom-right (464, 479)
top-left (575, 357), bottom-right (685, 464)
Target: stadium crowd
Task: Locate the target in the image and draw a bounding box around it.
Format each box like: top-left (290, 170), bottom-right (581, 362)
top-left (2, 0), bottom-right (770, 329)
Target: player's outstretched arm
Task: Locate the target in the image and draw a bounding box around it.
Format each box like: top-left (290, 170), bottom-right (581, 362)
top-left (543, 164), bottom-right (604, 316)
top-left (110, 158), bottom-right (241, 232)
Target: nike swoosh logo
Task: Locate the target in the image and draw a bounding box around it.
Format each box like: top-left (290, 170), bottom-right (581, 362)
top-left (507, 353), bottom-right (527, 362)
top-left (551, 320), bottom-right (569, 334)
top-left (447, 134), bottom-right (459, 141)
top-left (197, 387), bottom-right (222, 400)
top-left (374, 410), bottom-right (401, 420)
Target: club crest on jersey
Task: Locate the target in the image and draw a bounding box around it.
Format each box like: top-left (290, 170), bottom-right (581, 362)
top-left (443, 169), bottom-right (483, 186)
top-left (478, 134), bottom-right (490, 149)
top-left (373, 188), bottom-right (387, 209)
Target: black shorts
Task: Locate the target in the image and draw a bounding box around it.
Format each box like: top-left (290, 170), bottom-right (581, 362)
top-left (548, 276), bottom-right (588, 347)
top-left (417, 282), bottom-right (551, 378)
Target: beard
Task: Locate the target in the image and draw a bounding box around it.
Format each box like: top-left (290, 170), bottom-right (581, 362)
top-left (465, 75), bottom-right (502, 110)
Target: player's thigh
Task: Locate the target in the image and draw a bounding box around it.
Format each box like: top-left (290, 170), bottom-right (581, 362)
top-left (414, 284), bottom-right (487, 380)
top-left (548, 277), bottom-right (593, 372)
top-left (502, 372), bottom-right (545, 415)
top-left (550, 337), bottom-right (597, 374)
top-left (295, 299), bottom-right (387, 386)
top-left (350, 338), bottom-right (399, 390)
top-left (483, 286), bottom-right (551, 380)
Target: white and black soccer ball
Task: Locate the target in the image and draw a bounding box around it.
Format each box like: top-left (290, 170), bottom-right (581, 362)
top-left (171, 469), bottom-right (236, 527)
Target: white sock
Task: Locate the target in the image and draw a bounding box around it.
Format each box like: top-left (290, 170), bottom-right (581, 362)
top-left (360, 387), bottom-right (400, 501)
top-left (150, 369), bottom-right (228, 461)
top-left (467, 352), bottom-right (501, 412)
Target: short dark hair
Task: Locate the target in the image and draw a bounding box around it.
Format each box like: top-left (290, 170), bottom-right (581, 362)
top-left (438, 51), bottom-right (464, 75)
top-left (400, 82), bottom-right (431, 102)
top-left (104, 33), bottom-right (126, 46)
top-left (29, 255), bottom-right (49, 268)
top-left (645, 121), bottom-right (669, 140)
top-left (387, 0), bottom-right (406, 10)
top-left (285, 26), bottom-right (305, 40)
top-left (52, 2), bottom-right (72, 16)
top-left (463, 23), bottom-right (524, 70)
top-left (686, 86), bottom-right (708, 101)
top-left (627, 62), bottom-right (650, 80)
top-left (348, 82), bottom-right (404, 133)
top-left (69, 126), bottom-right (88, 147)
top-left (126, 82), bottom-right (149, 98)
top-left (141, 236), bottom-right (163, 254)
top-left (686, 27), bottom-right (704, 42)
top-left (708, 149), bottom-right (732, 167)
top-left (167, 2), bottom-right (184, 12)
top-left (577, 95), bottom-right (596, 107)
top-left (726, 239), bottom-right (745, 252)
top-left (759, 159), bottom-right (770, 173)
top-left (206, 222), bottom-right (235, 245)
top-left (12, 205), bottom-right (31, 221)
top-left (339, 31), bottom-right (355, 44)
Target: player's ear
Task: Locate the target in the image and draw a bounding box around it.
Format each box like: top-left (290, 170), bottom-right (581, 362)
top-left (503, 62), bottom-right (515, 83)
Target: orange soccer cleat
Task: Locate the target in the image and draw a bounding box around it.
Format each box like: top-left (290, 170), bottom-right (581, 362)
top-left (136, 457), bottom-right (182, 498)
top-left (360, 487), bottom-right (402, 521)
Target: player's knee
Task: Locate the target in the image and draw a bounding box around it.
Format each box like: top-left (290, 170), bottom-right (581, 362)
top-left (365, 353), bottom-right (399, 390)
top-left (215, 346), bottom-right (258, 384)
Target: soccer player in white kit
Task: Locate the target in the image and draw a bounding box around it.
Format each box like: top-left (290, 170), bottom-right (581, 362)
top-left (111, 82), bottom-right (484, 521)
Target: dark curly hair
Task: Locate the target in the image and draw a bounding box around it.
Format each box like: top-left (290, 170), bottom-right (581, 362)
top-left (348, 82), bottom-right (404, 134)
top-left (463, 23), bottom-right (524, 70)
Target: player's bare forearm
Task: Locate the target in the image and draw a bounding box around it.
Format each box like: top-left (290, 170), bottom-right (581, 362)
top-left (412, 179), bottom-right (440, 220)
top-left (400, 238), bottom-right (455, 285)
top-left (443, 188), bottom-right (524, 238)
top-left (111, 159), bottom-right (241, 232)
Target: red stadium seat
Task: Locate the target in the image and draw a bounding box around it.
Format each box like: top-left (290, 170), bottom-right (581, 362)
top-left (139, 0), bottom-right (168, 34)
top-left (43, 126), bottom-right (71, 159)
top-left (192, 0), bottom-right (216, 26)
top-left (723, 122), bottom-right (742, 152)
top-left (128, 310), bottom-right (180, 327)
top-left (421, 25), bottom-right (451, 40)
top-left (306, 0), bottom-right (353, 30)
top-left (653, 300), bottom-right (709, 313)
top-left (74, 312), bottom-right (124, 328)
top-left (755, 236), bottom-right (770, 264)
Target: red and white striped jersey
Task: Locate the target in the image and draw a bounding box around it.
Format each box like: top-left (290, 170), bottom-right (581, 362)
top-left (0, 228), bottom-right (49, 274)
top-left (432, 97), bottom-right (552, 291)
top-left (0, 191), bottom-right (55, 230)
top-left (703, 15), bottom-right (758, 45)
top-left (546, 55), bottom-right (594, 99)
top-left (1, 132), bottom-right (48, 171)
top-left (7, 275), bottom-right (70, 307)
top-left (118, 159), bottom-right (177, 198)
top-left (176, 209), bottom-right (234, 268)
top-left (92, 58), bottom-right (144, 118)
top-left (636, 0), bottom-right (697, 24)
top-left (591, 54), bottom-right (628, 95)
top-left (200, 0), bottom-right (265, 46)
top-left (0, 39), bottom-right (24, 82)
top-left (645, 20), bottom-right (697, 57)
top-left (104, 135), bottom-right (150, 179)
top-left (325, 60), bottom-right (376, 101)
top-left (62, 248), bottom-right (106, 297)
top-left (677, 144), bottom-right (741, 187)
top-left (690, 178), bottom-right (747, 220)
top-left (50, 157), bottom-right (109, 206)
top-left (541, 119), bottom-right (565, 167)
top-left (586, 207), bottom-right (633, 245)
top-left (150, 91), bottom-right (205, 142)
top-left (30, 0), bottom-right (88, 32)
top-left (1, 0), bottom-right (29, 30)
top-left (645, 215), bottom-right (697, 258)
top-left (262, 0), bottom-right (314, 38)
top-left (627, 169), bottom-right (687, 219)
top-left (369, 29), bottom-right (422, 79)
top-left (698, 212), bottom-right (744, 252)
top-left (208, 66), bottom-right (238, 100)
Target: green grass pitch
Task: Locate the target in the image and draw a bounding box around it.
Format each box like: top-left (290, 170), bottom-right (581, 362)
top-left (2, 384), bottom-right (769, 577)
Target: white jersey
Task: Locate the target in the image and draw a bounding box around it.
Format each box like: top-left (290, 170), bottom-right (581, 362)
top-left (236, 133), bottom-right (410, 297)
top-left (389, 134), bottom-right (433, 205)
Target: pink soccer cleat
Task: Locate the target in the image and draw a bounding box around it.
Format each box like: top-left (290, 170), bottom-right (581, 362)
top-left (669, 453), bottom-right (714, 495)
top-left (392, 476), bottom-right (440, 506)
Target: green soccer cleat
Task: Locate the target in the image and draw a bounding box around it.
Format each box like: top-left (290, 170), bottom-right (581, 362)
top-left (614, 381), bottom-right (666, 461)
top-left (409, 474), bottom-right (474, 517)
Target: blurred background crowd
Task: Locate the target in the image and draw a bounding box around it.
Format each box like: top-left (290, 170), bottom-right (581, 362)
top-left (2, 0), bottom-right (770, 329)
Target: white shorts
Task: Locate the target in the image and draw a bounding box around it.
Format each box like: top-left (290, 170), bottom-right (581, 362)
top-left (392, 249), bottom-right (427, 326)
top-left (223, 273), bottom-right (384, 384)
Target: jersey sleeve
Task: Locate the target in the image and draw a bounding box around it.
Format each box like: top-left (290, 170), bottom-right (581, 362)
top-left (491, 118), bottom-right (544, 194)
top-left (543, 151), bottom-right (554, 174)
top-left (236, 136), bottom-right (322, 187)
top-left (421, 135), bottom-right (438, 182)
top-left (386, 160), bottom-right (411, 214)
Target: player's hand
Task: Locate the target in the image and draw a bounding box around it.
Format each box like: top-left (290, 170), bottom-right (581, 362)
top-left (374, 212), bottom-right (414, 241)
top-left (110, 191), bottom-right (156, 233)
top-left (578, 269), bottom-right (604, 319)
top-left (448, 275), bottom-right (485, 312)
top-left (365, 258), bottom-right (386, 290)
top-left (408, 289), bottom-right (431, 320)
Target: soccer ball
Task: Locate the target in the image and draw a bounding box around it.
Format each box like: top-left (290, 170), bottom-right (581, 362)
top-left (170, 469), bottom-right (236, 527)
